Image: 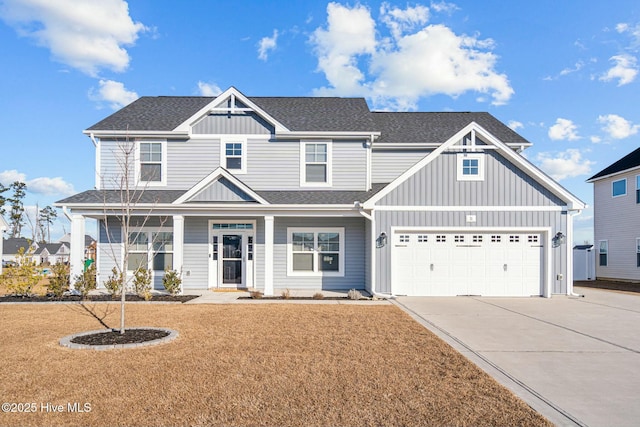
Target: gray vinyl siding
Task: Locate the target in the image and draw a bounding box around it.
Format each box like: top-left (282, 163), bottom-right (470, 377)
top-left (182, 217), bottom-right (209, 289)
top-left (99, 139), bottom-right (135, 189)
top-left (192, 113), bottom-right (273, 135)
top-left (593, 172), bottom-right (640, 281)
top-left (272, 217), bottom-right (366, 290)
top-left (377, 152), bottom-right (565, 207)
top-left (374, 210), bottom-right (568, 294)
top-left (371, 149), bottom-right (430, 183)
top-left (332, 140), bottom-right (367, 190)
top-left (191, 177), bottom-right (255, 202)
top-left (167, 138), bottom-right (220, 189)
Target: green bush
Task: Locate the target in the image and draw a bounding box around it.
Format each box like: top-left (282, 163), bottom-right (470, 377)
top-left (47, 262), bottom-right (70, 298)
top-left (133, 266), bottom-right (152, 300)
top-left (162, 269), bottom-right (182, 296)
top-left (0, 247), bottom-right (39, 296)
top-left (104, 267), bottom-right (124, 298)
top-left (73, 263), bottom-right (96, 299)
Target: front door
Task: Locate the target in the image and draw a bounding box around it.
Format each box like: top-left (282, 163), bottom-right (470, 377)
top-left (222, 234), bottom-right (242, 284)
top-left (208, 220), bottom-right (255, 289)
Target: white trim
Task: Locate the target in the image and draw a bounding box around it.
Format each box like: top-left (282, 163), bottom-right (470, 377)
top-left (83, 130), bottom-right (189, 138)
top-left (173, 215), bottom-right (184, 294)
top-left (135, 140), bottom-right (167, 187)
top-left (300, 140), bottom-right (333, 187)
top-left (264, 216), bottom-right (274, 295)
top-left (587, 164), bottom-right (640, 183)
top-left (374, 205), bottom-right (565, 212)
top-left (612, 178), bottom-right (627, 198)
top-left (598, 240), bottom-right (608, 267)
top-left (372, 142), bottom-right (532, 150)
top-left (277, 131), bottom-right (381, 139)
top-left (286, 227), bottom-right (345, 277)
top-left (173, 167), bottom-right (269, 205)
top-left (207, 219), bottom-right (256, 289)
top-left (220, 138), bottom-right (247, 174)
top-left (456, 153), bottom-right (485, 181)
top-left (95, 136), bottom-right (101, 190)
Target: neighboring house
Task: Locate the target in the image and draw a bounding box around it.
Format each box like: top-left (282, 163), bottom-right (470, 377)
top-left (33, 242), bottom-right (70, 265)
top-left (0, 216), bottom-right (8, 274)
top-left (587, 147), bottom-right (640, 281)
top-left (56, 87), bottom-right (584, 297)
top-left (2, 237), bottom-right (37, 265)
top-left (58, 233), bottom-right (96, 260)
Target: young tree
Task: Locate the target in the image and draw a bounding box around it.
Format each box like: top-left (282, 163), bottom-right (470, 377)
top-left (0, 183), bottom-right (8, 216)
top-left (8, 181), bottom-right (26, 238)
top-left (39, 206), bottom-right (57, 243)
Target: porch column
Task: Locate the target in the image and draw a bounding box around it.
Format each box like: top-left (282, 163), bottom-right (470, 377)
top-left (69, 214), bottom-right (85, 289)
top-left (264, 215), bottom-right (274, 296)
top-left (173, 215), bottom-right (184, 294)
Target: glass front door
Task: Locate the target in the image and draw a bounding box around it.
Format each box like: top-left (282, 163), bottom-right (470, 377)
top-left (222, 234), bottom-right (242, 284)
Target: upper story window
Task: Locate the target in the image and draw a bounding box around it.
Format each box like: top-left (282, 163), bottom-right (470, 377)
top-left (221, 140), bottom-right (246, 174)
top-left (457, 153), bottom-right (484, 181)
top-left (612, 178), bottom-right (626, 197)
top-left (301, 142), bottom-right (332, 186)
top-left (137, 141), bottom-right (166, 186)
top-left (636, 176), bottom-right (640, 203)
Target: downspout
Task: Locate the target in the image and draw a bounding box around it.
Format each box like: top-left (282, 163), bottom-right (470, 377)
top-left (354, 202), bottom-right (395, 299)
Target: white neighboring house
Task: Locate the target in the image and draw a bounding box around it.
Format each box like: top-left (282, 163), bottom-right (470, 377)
top-left (33, 243), bottom-right (70, 265)
top-left (588, 147), bottom-right (640, 281)
top-left (2, 237), bottom-right (37, 267)
top-left (0, 216), bottom-right (8, 275)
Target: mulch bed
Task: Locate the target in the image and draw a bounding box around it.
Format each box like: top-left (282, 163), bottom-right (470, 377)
top-left (0, 294), bottom-right (199, 303)
top-left (574, 280), bottom-right (640, 294)
top-left (239, 296), bottom-right (367, 300)
top-left (71, 328), bottom-right (170, 345)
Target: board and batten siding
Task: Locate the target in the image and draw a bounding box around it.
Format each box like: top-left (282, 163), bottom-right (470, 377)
top-left (371, 149), bottom-right (430, 183)
top-left (593, 171), bottom-right (640, 281)
top-left (192, 113), bottom-right (273, 135)
top-left (190, 177), bottom-right (255, 202)
top-left (376, 152), bottom-right (565, 207)
top-left (273, 217), bottom-right (366, 290)
top-left (374, 210), bottom-right (568, 294)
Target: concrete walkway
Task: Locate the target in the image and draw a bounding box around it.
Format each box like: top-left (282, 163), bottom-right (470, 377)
top-left (394, 288), bottom-right (640, 427)
top-left (182, 289), bottom-right (389, 304)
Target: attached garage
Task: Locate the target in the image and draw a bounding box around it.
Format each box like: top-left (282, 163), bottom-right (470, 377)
top-left (392, 230), bottom-right (545, 297)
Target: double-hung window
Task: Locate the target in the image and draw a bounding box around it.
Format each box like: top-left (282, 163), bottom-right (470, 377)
top-left (301, 142), bottom-right (331, 185)
top-left (288, 228), bottom-right (344, 276)
top-left (612, 178), bottom-right (626, 197)
top-left (127, 229), bottom-right (174, 272)
top-left (636, 238), bottom-right (640, 268)
top-left (636, 176), bottom-right (640, 203)
top-left (222, 140), bottom-right (246, 173)
top-left (457, 153), bottom-right (484, 181)
top-left (138, 141), bottom-right (166, 185)
top-left (598, 240), bottom-right (608, 267)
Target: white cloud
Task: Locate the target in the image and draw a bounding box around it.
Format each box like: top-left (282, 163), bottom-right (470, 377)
top-left (89, 79), bottom-right (138, 109)
top-left (590, 135), bottom-right (602, 143)
top-left (508, 120), bottom-right (523, 131)
top-left (310, 3), bottom-right (513, 110)
top-left (0, 0), bottom-right (147, 76)
top-left (600, 54), bottom-right (638, 86)
top-left (0, 170), bottom-right (75, 196)
top-left (598, 114), bottom-right (640, 139)
top-left (548, 118), bottom-right (580, 141)
top-left (536, 149), bottom-right (595, 181)
top-left (258, 29), bottom-right (278, 61)
top-left (197, 81), bottom-right (222, 97)
top-left (616, 22), bottom-right (640, 48)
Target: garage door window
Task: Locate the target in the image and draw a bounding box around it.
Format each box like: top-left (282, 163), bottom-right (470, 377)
top-left (288, 228), bottom-right (344, 276)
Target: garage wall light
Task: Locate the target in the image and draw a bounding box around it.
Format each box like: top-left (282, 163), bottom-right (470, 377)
top-left (376, 232), bottom-right (387, 248)
top-left (552, 232), bottom-right (566, 248)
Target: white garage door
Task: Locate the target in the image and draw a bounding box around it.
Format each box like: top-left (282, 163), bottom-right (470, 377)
top-left (393, 232), bottom-right (543, 297)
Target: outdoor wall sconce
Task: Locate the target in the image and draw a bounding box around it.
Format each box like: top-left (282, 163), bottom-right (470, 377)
top-left (552, 232), bottom-right (566, 248)
top-left (376, 232), bottom-right (388, 248)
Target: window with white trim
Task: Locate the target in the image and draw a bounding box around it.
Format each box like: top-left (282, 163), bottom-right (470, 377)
top-left (636, 238), bottom-right (640, 268)
top-left (137, 141), bottom-right (166, 185)
top-left (288, 228), bottom-right (344, 276)
top-left (599, 240), bottom-right (608, 266)
top-left (457, 153), bottom-right (484, 181)
top-left (612, 179), bottom-right (626, 197)
top-left (636, 176), bottom-right (640, 203)
top-left (127, 229), bottom-right (174, 271)
top-left (222, 140), bottom-right (246, 173)
top-left (301, 142), bottom-right (331, 186)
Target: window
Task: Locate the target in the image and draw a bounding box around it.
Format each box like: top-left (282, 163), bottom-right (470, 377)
top-left (457, 153), bottom-right (484, 181)
top-left (138, 141), bottom-right (166, 185)
top-left (599, 240), bottom-right (608, 266)
top-left (509, 235), bottom-right (520, 243)
top-left (301, 142), bottom-right (331, 186)
top-left (417, 235), bottom-right (428, 243)
top-left (222, 140), bottom-right (246, 173)
top-left (491, 235), bottom-right (502, 243)
top-left (127, 229), bottom-right (174, 271)
top-left (637, 238), bottom-right (640, 268)
top-left (288, 228), bottom-right (344, 276)
top-left (612, 179), bottom-right (626, 197)
top-left (454, 235), bottom-right (464, 243)
top-left (472, 235), bottom-right (483, 243)
top-left (636, 176), bottom-right (640, 203)
top-left (399, 235), bottom-right (410, 243)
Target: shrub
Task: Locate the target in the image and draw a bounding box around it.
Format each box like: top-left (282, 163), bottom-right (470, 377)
top-left (312, 292), bottom-right (324, 300)
top-left (73, 263), bottom-right (97, 299)
top-left (0, 247), bottom-right (39, 296)
top-left (133, 266), bottom-right (152, 300)
top-left (347, 289), bottom-right (362, 300)
top-left (104, 267), bottom-right (124, 298)
top-left (162, 269), bottom-right (182, 296)
top-left (47, 262), bottom-right (70, 298)
top-left (249, 290), bottom-right (263, 299)
top-left (281, 288), bottom-right (292, 299)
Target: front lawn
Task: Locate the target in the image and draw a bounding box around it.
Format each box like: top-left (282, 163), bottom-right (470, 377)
top-left (0, 304), bottom-right (551, 426)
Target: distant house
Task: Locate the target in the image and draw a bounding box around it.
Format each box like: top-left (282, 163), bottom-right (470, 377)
top-left (588, 147), bottom-right (640, 281)
top-left (0, 216), bottom-right (8, 274)
top-left (58, 233), bottom-right (96, 260)
top-left (34, 243), bottom-right (70, 265)
top-left (2, 237), bottom-right (37, 265)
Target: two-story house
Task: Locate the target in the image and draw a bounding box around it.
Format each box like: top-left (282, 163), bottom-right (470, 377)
top-left (56, 87), bottom-right (584, 297)
top-left (587, 147), bottom-right (640, 282)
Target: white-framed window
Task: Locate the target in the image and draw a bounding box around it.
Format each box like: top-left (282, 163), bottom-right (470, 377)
top-left (221, 139), bottom-right (247, 174)
top-left (457, 153), bottom-right (485, 181)
top-left (636, 176), bottom-right (640, 203)
top-left (300, 141), bottom-right (332, 186)
top-left (636, 238), bottom-right (640, 268)
top-left (612, 178), bottom-right (626, 197)
top-left (127, 229), bottom-right (174, 272)
top-left (287, 227), bottom-right (344, 276)
top-left (599, 240), bottom-right (608, 267)
top-left (136, 140), bottom-right (167, 186)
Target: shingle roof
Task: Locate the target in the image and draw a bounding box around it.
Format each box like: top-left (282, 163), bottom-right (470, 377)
top-left (56, 190), bottom-right (187, 204)
top-left (2, 237), bottom-right (33, 255)
top-left (588, 147), bottom-right (640, 181)
top-left (34, 243), bottom-right (68, 256)
top-left (372, 112), bottom-right (530, 144)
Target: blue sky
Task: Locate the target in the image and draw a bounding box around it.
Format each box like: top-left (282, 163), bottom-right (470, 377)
top-left (1, 0), bottom-right (639, 244)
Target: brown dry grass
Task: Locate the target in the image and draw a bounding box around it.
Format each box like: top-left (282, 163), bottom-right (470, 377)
top-left (0, 303), bottom-right (551, 427)
top-left (0, 276), bottom-right (49, 296)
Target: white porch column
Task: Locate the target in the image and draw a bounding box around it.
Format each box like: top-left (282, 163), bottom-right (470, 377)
top-left (173, 215), bottom-right (184, 294)
top-left (264, 215), bottom-right (274, 296)
top-left (69, 214), bottom-right (86, 289)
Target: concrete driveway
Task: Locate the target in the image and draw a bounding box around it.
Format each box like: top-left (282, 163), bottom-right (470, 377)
top-left (395, 287), bottom-right (640, 427)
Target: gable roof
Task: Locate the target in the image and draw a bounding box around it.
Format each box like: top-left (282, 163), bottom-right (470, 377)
top-left (2, 237), bottom-right (34, 255)
top-left (174, 167), bottom-right (268, 205)
top-left (587, 147), bottom-right (640, 182)
top-left (34, 243), bottom-right (69, 256)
